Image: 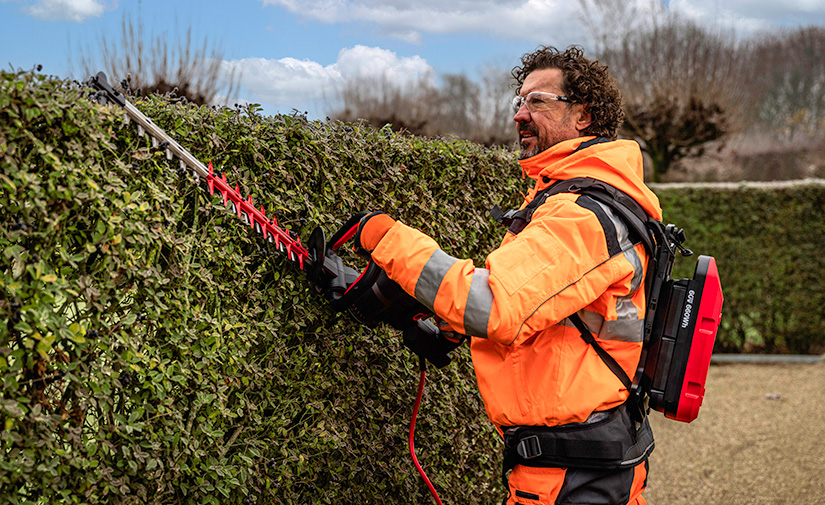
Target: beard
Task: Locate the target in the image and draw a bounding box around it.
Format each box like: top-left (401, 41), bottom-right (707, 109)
top-left (517, 110), bottom-right (579, 160)
top-left (518, 123), bottom-right (544, 160)
top-left (518, 123), bottom-right (558, 160)
top-left (517, 123), bottom-right (542, 160)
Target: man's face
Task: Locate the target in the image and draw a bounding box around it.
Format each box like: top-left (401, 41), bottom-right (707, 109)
top-left (513, 68), bottom-right (591, 160)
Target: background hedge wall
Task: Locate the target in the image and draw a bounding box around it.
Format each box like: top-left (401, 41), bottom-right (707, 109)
top-left (1, 71), bottom-right (823, 504)
top-left (653, 180), bottom-right (825, 355)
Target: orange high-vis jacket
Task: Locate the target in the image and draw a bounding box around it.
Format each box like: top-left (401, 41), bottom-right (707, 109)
top-left (369, 137), bottom-right (662, 431)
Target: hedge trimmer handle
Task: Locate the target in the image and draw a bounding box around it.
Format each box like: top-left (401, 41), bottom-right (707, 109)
top-left (315, 217), bottom-right (465, 368)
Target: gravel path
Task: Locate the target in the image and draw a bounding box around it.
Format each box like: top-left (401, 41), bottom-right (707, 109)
top-left (645, 361), bottom-right (825, 504)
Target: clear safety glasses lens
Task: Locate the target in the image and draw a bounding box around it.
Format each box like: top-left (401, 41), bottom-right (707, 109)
top-left (511, 91), bottom-right (571, 114)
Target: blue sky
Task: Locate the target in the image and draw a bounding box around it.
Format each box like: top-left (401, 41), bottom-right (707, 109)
top-left (2, 0), bottom-right (825, 118)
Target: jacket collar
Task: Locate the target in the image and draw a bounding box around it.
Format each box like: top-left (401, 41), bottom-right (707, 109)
top-left (516, 136), bottom-right (663, 221)
top-left (518, 137), bottom-right (595, 180)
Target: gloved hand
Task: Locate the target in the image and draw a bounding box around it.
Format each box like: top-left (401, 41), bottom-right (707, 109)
top-left (353, 211), bottom-right (396, 256)
top-left (434, 316), bottom-right (466, 345)
top-left (402, 317), bottom-right (467, 369)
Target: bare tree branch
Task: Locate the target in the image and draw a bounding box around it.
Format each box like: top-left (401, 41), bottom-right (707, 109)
top-left (75, 13), bottom-right (240, 106)
top-left (581, 1), bottom-right (749, 181)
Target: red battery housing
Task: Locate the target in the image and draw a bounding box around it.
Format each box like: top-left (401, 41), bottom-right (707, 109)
top-left (640, 255), bottom-right (724, 423)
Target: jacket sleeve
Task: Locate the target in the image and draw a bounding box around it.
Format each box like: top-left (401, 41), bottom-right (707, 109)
top-left (369, 194), bottom-right (639, 346)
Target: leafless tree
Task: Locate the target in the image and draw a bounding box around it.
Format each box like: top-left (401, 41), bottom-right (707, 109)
top-left (579, 0), bottom-right (750, 182)
top-left (742, 26), bottom-right (825, 138)
top-left (75, 13), bottom-right (240, 106)
top-left (577, 0), bottom-right (666, 55)
top-left (477, 67), bottom-right (519, 146)
top-left (330, 72), bottom-right (434, 134)
top-left (327, 69), bottom-right (517, 146)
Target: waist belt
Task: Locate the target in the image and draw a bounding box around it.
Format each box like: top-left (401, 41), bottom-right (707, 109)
top-left (500, 401), bottom-right (655, 503)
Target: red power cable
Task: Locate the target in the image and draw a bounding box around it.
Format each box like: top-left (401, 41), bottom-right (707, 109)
top-left (409, 362), bottom-right (444, 505)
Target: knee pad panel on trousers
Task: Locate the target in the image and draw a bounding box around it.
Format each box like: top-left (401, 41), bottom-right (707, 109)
top-left (556, 460), bottom-right (647, 505)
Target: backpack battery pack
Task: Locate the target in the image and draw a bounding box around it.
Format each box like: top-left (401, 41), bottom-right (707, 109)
top-left (495, 176), bottom-right (726, 424)
top-left (640, 255), bottom-right (724, 422)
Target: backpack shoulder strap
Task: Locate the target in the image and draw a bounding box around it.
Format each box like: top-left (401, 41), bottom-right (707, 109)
top-left (491, 177), bottom-right (661, 393)
top-left (560, 177), bottom-right (656, 257)
top-left (490, 178), bottom-right (582, 235)
top-left (492, 177), bottom-right (657, 257)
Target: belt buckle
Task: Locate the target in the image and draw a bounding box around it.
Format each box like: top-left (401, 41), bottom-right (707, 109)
top-left (516, 435), bottom-right (542, 460)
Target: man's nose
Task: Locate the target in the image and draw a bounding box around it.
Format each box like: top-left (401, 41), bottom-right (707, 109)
top-left (513, 105), bottom-right (531, 123)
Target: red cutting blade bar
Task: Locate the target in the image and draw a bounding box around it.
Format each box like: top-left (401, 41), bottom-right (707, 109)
top-left (206, 162), bottom-right (310, 269)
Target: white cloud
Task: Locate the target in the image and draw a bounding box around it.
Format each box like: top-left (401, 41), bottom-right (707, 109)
top-left (669, 0), bottom-right (825, 35)
top-left (222, 45), bottom-right (434, 114)
top-left (261, 0), bottom-right (582, 43)
top-left (334, 45), bottom-right (432, 83)
top-left (23, 0), bottom-right (114, 22)
top-left (223, 57), bottom-right (340, 106)
top-left (261, 0), bottom-right (825, 43)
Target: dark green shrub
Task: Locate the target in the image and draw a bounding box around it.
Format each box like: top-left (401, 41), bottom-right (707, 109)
top-left (655, 181), bottom-right (825, 354)
top-left (0, 71), bottom-right (521, 504)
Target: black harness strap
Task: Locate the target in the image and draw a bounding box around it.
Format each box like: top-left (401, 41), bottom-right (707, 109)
top-left (499, 403), bottom-right (655, 505)
top-left (568, 313), bottom-right (632, 390)
top-left (573, 137), bottom-right (613, 153)
top-left (492, 176), bottom-right (654, 254)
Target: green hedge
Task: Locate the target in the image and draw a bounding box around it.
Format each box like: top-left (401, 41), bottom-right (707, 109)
top-left (0, 71), bottom-right (523, 504)
top-left (654, 181), bottom-right (825, 354)
top-left (1, 71), bottom-right (824, 504)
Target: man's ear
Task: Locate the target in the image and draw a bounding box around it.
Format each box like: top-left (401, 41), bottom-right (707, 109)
top-left (575, 106), bottom-right (592, 133)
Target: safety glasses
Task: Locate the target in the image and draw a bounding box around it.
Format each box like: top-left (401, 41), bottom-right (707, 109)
top-left (512, 91), bottom-right (573, 114)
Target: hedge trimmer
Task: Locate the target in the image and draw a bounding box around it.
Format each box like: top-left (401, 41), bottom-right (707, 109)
top-left (86, 71), bottom-right (460, 365)
top-left (87, 73), bottom-right (312, 267)
top-left (86, 72), bottom-right (458, 504)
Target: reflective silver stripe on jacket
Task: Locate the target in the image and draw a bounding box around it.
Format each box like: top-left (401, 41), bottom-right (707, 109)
top-left (564, 201), bottom-right (645, 342)
top-left (561, 310), bottom-right (645, 342)
top-left (414, 249), bottom-right (456, 311)
top-left (414, 249), bottom-right (492, 338)
top-left (464, 268), bottom-right (493, 338)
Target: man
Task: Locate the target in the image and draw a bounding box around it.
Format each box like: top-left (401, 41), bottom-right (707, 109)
top-left (355, 45), bottom-right (659, 504)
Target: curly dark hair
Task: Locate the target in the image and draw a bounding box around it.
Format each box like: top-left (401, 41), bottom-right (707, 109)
top-left (512, 45), bottom-right (624, 140)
